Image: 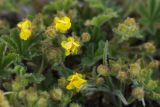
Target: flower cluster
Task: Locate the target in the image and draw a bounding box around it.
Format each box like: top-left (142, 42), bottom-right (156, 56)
top-left (17, 19), bottom-right (32, 40)
top-left (114, 17), bottom-right (141, 41)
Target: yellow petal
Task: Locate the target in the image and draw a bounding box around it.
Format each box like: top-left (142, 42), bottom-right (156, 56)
top-left (68, 37), bottom-right (74, 42)
top-left (67, 75), bottom-right (73, 81)
top-left (66, 42), bottom-right (73, 49)
top-left (66, 82), bottom-right (74, 90)
top-left (63, 16), bottom-right (71, 23)
top-left (65, 50), bottom-right (71, 56)
top-left (72, 79), bottom-right (86, 90)
top-left (17, 22), bottom-right (23, 28)
top-left (63, 16), bottom-right (71, 29)
top-left (73, 41), bottom-right (80, 47)
top-left (61, 41), bottom-right (67, 48)
top-left (55, 23), bottom-right (67, 33)
top-left (18, 19), bottom-right (32, 29)
top-left (75, 73), bottom-right (83, 78)
top-left (61, 41), bottom-right (72, 50)
top-left (54, 17), bottom-right (60, 25)
top-left (20, 29), bottom-right (32, 40)
top-left (70, 46), bottom-right (77, 55)
top-left (53, 16), bottom-right (71, 33)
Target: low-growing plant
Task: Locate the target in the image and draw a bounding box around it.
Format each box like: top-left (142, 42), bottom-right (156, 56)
top-left (0, 0), bottom-right (160, 107)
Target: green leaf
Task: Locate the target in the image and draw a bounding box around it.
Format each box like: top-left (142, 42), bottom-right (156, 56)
top-left (10, 28), bottom-right (22, 51)
top-left (25, 73), bottom-right (45, 84)
top-left (43, 0), bottom-right (78, 13)
top-left (95, 40), bottom-right (105, 57)
top-left (0, 29), bottom-right (21, 53)
top-left (86, 0), bottom-right (105, 10)
top-left (91, 9), bottom-right (117, 27)
top-left (13, 65), bottom-right (26, 75)
top-left (149, 0), bottom-right (155, 14)
top-left (1, 28), bottom-right (41, 59)
top-left (52, 63), bottom-right (72, 77)
top-left (138, 0), bottom-right (160, 33)
top-left (2, 53), bottom-right (17, 67)
top-left (139, 3), bottom-right (149, 20)
top-left (0, 43), bottom-right (7, 69)
top-left (81, 57), bottom-right (93, 66)
top-left (103, 40), bottom-right (109, 65)
top-left (0, 43), bottom-right (6, 61)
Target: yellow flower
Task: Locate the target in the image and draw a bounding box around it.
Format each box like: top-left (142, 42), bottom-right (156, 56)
top-left (54, 16), bottom-right (71, 33)
top-left (66, 73), bottom-right (87, 91)
top-left (61, 37), bottom-right (80, 56)
top-left (17, 19), bottom-right (32, 29)
top-left (20, 29), bottom-right (32, 40)
top-left (17, 19), bottom-right (32, 40)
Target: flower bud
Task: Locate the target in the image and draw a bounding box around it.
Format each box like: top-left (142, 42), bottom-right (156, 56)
top-left (51, 88), bottom-right (63, 101)
top-left (114, 17), bottom-right (141, 41)
top-left (0, 100), bottom-right (10, 107)
top-left (132, 87), bottom-right (144, 100)
top-left (12, 82), bottom-right (22, 91)
top-left (12, 76), bottom-right (28, 91)
top-left (0, 90), bottom-right (10, 107)
top-left (41, 38), bottom-right (52, 47)
top-left (46, 48), bottom-right (63, 64)
top-left (18, 90), bottom-right (26, 99)
top-left (62, 94), bottom-right (71, 105)
top-left (145, 80), bottom-right (158, 90)
top-left (58, 77), bottom-right (67, 88)
top-left (149, 60), bottom-right (159, 69)
top-left (57, 11), bottom-right (66, 17)
top-left (129, 63), bottom-right (141, 78)
top-left (0, 91), bottom-right (5, 101)
top-left (136, 58), bottom-right (143, 64)
top-left (68, 9), bottom-right (77, 19)
top-left (124, 17), bottom-right (136, 26)
top-left (96, 77), bottom-right (105, 86)
top-left (81, 32), bottom-right (91, 42)
top-left (70, 103), bottom-right (81, 107)
top-left (45, 26), bottom-right (56, 38)
top-left (111, 63), bottom-right (121, 73)
top-left (32, 14), bottom-right (44, 31)
top-left (117, 71), bottom-right (128, 81)
top-left (84, 20), bottom-right (92, 27)
top-left (97, 64), bottom-right (108, 76)
top-left (152, 92), bottom-right (160, 100)
top-left (40, 91), bottom-right (49, 99)
top-left (143, 42), bottom-right (156, 54)
top-left (26, 87), bottom-right (38, 103)
top-left (37, 97), bottom-right (48, 107)
top-left (36, 91), bottom-right (49, 107)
